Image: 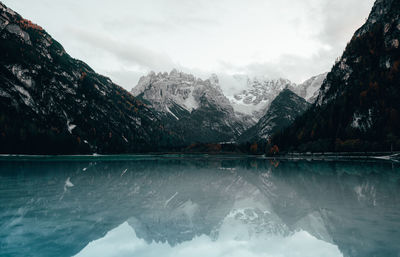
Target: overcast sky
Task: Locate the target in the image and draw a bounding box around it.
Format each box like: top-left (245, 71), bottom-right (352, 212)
top-left (4, 0), bottom-right (375, 92)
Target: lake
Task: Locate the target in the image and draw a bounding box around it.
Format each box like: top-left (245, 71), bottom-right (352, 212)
top-left (0, 156), bottom-right (399, 257)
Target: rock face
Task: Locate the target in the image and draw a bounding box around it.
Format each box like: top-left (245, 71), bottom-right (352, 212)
top-left (0, 2), bottom-right (177, 154)
top-left (132, 70), bottom-right (248, 144)
top-left (239, 89), bottom-right (310, 143)
top-left (228, 77), bottom-right (296, 122)
top-left (274, 0), bottom-right (400, 152)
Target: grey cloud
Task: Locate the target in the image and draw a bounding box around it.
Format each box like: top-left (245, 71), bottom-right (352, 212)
top-left (218, 48), bottom-right (337, 84)
top-left (103, 69), bottom-right (144, 91)
top-left (2, 0), bottom-right (376, 91)
top-left (102, 15), bottom-right (219, 36)
top-left (316, 0), bottom-right (375, 48)
top-left (68, 28), bottom-right (176, 71)
top-left (99, 0), bottom-right (220, 36)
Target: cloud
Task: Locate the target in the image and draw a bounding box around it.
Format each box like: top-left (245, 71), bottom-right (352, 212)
top-left (316, 0), bottom-right (375, 48)
top-left (69, 28), bottom-right (176, 72)
top-left (66, 28), bottom-right (181, 89)
top-left (2, 0), bottom-right (376, 90)
top-left (217, 48), bottom-right (336, 84)
top-left (103, 69), bottom-right (147, 92)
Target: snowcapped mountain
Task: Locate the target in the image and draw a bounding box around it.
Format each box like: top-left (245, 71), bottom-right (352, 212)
top-left (238, 89), bottom-right (310, 143)
top-left (292, 73), bottom-right (328, 103)
top-left (131, 70), bottom-right (326, 145)
top-left (132, 70), bottom-right (232, 117)
top-left (228, 76), bottom-right (296, 122)
top-left (131, 70), bottom-right (249, 143)
top-left (0, 2), bottom-right (178, 154)
top-left (0, 2), bottom-right (330, 153)
top-left (227, 73), bottom-right (326, 123)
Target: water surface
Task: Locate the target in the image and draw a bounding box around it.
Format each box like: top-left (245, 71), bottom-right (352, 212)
top-left (0, 156), bottom-right (399, 257)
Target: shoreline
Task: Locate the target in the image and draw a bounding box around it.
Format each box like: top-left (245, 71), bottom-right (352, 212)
top-left (0, 152), bottom-right (399, 162)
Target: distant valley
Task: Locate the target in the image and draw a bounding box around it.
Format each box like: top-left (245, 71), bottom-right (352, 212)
top-left (0, 0), bottom-right (399, 154)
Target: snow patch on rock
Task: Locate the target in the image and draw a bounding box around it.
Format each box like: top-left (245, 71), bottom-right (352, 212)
top-left (131, 70), bottom-right (232, 116)
top-left (351, 109), bottom-right (374, 132)
top-left (10, 65), bottom-right (35, 88)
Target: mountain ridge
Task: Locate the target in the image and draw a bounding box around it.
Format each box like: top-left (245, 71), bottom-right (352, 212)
top-left (238, 89), bottom-right (310, 143)
top-left (131, 69), bottom-right (250, 144)
top-left (0, 2), bottom-right (180, 154)
top-left (273, 0), bottom-right (400, 152)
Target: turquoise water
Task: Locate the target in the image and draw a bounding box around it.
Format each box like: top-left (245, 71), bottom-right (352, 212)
top-left (0, 156), bottom-right (399, 257)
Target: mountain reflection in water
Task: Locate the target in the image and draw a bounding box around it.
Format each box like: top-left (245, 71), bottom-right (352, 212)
top-left (0, 157), bottom-right (399, 257)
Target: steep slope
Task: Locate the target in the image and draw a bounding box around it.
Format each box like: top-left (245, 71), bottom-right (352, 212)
top-left (228, 77), bottom-right (296, 122)
top-left (239, 89), bottom-right (310, 143)
top-left (0, 3), bottom-right (176, 154)
top-left (131, 70), bottom-right (247, 144)
top-left (293, 73), bottom-right (328, 103)
top-left (274, 0), bottom-right (400, 152)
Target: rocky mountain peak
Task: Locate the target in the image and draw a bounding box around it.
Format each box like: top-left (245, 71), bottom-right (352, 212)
top-left (132, 69), bottom-right (230, 114)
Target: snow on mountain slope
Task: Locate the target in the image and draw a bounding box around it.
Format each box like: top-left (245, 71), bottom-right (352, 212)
top-left (131, 70), bottom-right (249, 143)
top-left (239, 89), bottom-right (310, 142)
top-left (227, 76), bottom-right (296, 122)
top-left (293, 73), bottom-right (328, 103)
top-left (131, 70), bottom-right (326, 143)
top-left (132, 70), bottom-right (233, 116)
